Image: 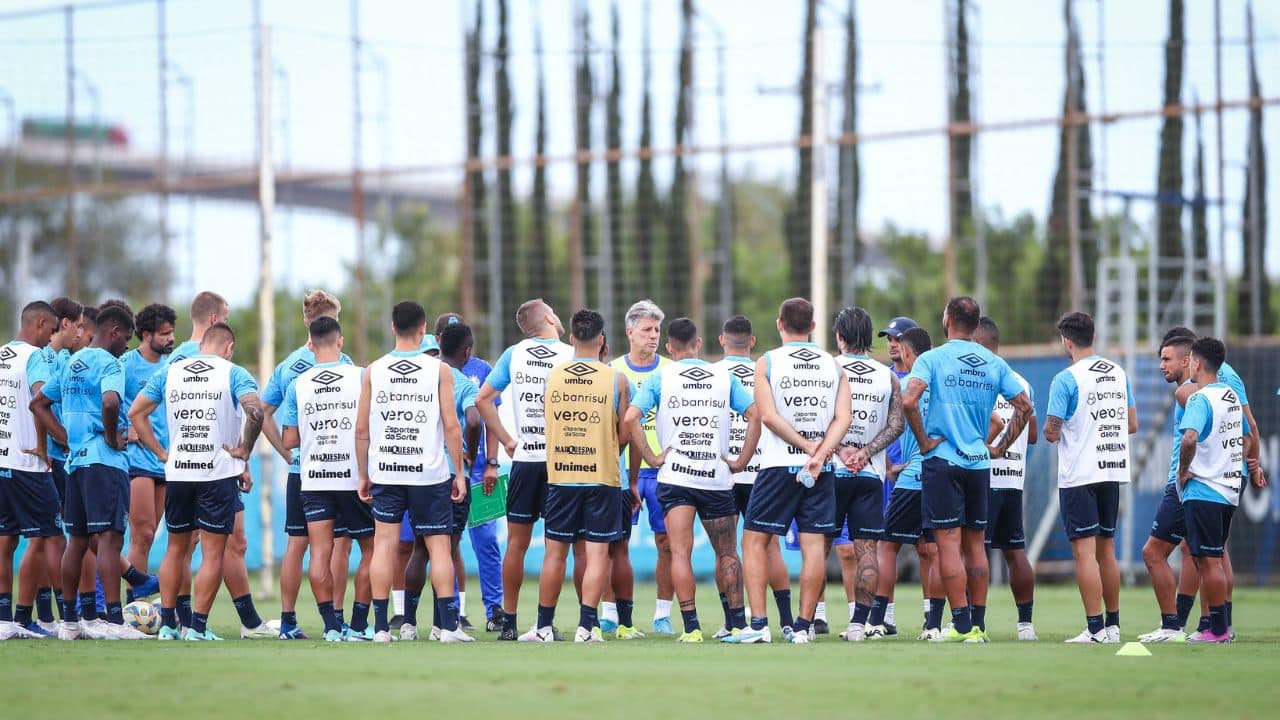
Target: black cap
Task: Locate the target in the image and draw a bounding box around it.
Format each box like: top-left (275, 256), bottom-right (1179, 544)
top-left (878, 317), bottom-right (919, 339)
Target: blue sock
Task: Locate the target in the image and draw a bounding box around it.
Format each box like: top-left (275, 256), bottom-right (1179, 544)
top-left (351, 602), bottom-right (370, 632)
top-left (971, 604), bottom-right (986, 631)
top-left (680, 608), bottom-right (700, 633)
top-left (122, 565), bottom-right (149, 587)
top-left (851, 603), bottom-right (871, 625)
top-left (317, 601), bottom-right (339, 633)
top-left (749, 615), bottom-right (768, 631)
top-left (177, 595), bottom-right (192, 628)
top-left (719, 593), bottom-right (731, 626)
top-left (618, 598), bottom-right (634, 627)
top-left (1104, 609), bottom-right (1119, 628)
top-left (951, 606), bottom-right (973, 634)
top-left (191, 611), bottom-right (209, 635)
top-left (373, 598), bottom-right (390, 633)
top-left (36, 587), bottom-right (54, 623)
top-left (1225, 600), bottom-right (1232, 628)
top-left (1197, 614), bottom-right (1211, 632)
top-left (61, 597), bottom-right (79, 622)
top-left (1161, 613), bottom-right (1181, 630)
top-left (15, 604), bottom-right (33, 626)
top-left (1087, 614), bottom-right (1104, 635)
top-left (579, 604), bottom-right (599, 631)
top-left (161, 606), bottom-right (177, 630)
top-left (0, 592), bottom-right (11, 622)
top-left (1175, 593), bottom-right (1195, 628)
top-left (432, 591), bottom-right (441, 629)
top-left (1209, 604), bottom-right (1227, 636)
top-left (793, 617), bottom-right (811, 633)
top-left (79, 592), bottom-right (98, 621)
top-left (536, 604), bottom-right (555, 629)
top-left (232, 594), bottom-right (263, 628)
top-left (404, 591), bottom-right (421, 626)
top-left (281, 610), bottom-right (298, 628)
top-left (729, 606), bottom-right (747, 630)
top-left (502, 611), bottom-right (517, 633)
top-left (334, 608), bottom-right (345, 628)
top-left (774, 589), bottom-right (794, 628)
top-left (1017, 602), bottom-right (1034, 624)
top-left (927, 598), bottom-right (945, 630)
top-left (868, 595), bottom-right (889, 626)
top-left (106, 601), bottom-right (124, 625)
top-left (437, 596), bottom-right (460, 632)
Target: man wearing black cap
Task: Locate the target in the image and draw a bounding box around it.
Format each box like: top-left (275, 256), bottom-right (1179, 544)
top-left (874, 315), bottom-right (917, 634)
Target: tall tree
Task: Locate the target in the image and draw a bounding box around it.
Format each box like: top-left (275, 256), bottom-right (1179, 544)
top-left (570, 2), bottom-right (593, 310)
top-left (947, 0), bottom-right (972, 296)
top-left (833, 0), bottom-right (859, 306)
top-left (495, 0), bottom-right (517, 333)
top-left (529, 20), bottom-right (552, 308)
top-left (606, 2), bottom-right (623, 323)
top-left (463, 3), bottom-right (487, 323)
top-left (1155, 0), bottom-right (1184, 309)
top-left (783, 0), bottom-right (818, 299)
top-left (666, 0), bottom-right (694, 311)
top-left (634, 0), bottom-right (657, 304)
top-left (1038, 13), bottom-right (1095, 327)
top-left (1238, 1), bottom-right (1272, 334)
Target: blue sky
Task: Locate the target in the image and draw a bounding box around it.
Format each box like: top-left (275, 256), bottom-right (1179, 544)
top-left (1, 0), bottom-right (1277, 307)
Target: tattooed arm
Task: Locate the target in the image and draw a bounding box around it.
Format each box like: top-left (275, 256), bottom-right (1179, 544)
top-left (1042, 415), bottom-right (1063, 444)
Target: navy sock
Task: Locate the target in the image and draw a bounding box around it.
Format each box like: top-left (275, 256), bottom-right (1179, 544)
top-left (1209, 604), bottom-right (1227, 636)
top-left (729, 606), bottom-right (747, 630)
top-left (927, 598), bottom-right (945, 630)
top-left (536, 604), bottom-right (555, 629)
top-left (317, 601), bottom-right (339, 633)
top-left (851, 602), bottom-right (871, 625)
top-left (161, 606), bottom-right (177, 630)
top-left (79, 592), bottom-right (98, 621)
top-left (281, 610), bottom-right (298, 628)
top-left (37, 588), bottom-right (54, 623)
top-left (1160, 613), bottom-right (1181, 630)
top-left (1197, 614), bottom-right (1211, 632)
top-left (502, 611), bottom-right (517, 633)
top-left (868, 595), bottom-right (889, 626)
top-left (106, 601), bottom-right (124, 625)
top-left (437, 596), bottom-right (459, 632)
top-left (432, 591), bottom-right (441, 629)
top-left (60, 597), bottom-right (79, 622)
top-left (177, 595), bottom-right (192, 628)
top-left (680, 608), bottom-right (700, 633)
top-left (774, 589), bottom-right (794, 628)
top-left (0, 592), bottom-right (11, 622)
top-left (719, 593), bottom-right (731, 625)
top-left (749, 615), bottom-right (768, 631)
top-left (579, 604), bottom-right (599, 631)
top-left (951, 606), bottom-right (973, 634)
top-left (1225, 600), bottom-right (1233, 628)
top-left (191, 611), bottom-right (209, 635)
top-left (373, 598), bottom-right (390, 633)
top-left (1017, 602), bottom-right (1034, 624)
top-left (793, 617), bottom-right (811, 633)
top-left (15, 604), bottom-right (33, 626)
top-left (404, 590), bottom-right (422, 626)
top-left (1104, 609), bottom-right (1119, 628)
top-left (334, 608), bottom-right (345, 628)
top-left (232, 594), bottom-right (263, 628)
top-left (351, 602), bottom-right (370, 632)
top-left (1175, 593), bottom-right (1195, 628)
top-left (618, 598), bottom-right (634, 627)
top-left (122, 565), bottom-right (149, 587)
top-left (1087, 614), bottom-right (1104, 635)
top-left (971, 605), bottom-right (986, 631)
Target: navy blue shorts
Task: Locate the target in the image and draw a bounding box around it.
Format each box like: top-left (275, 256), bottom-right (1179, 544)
top-left (64, 465), bottom-right (130, 537)
top-left (372, 483), bottom-right (453, 537)
top-left (657, 482), bottom-right (737, 520)
top-left (1059, 482), bottom-right (1120, 540)
top-left (165, 477), bottom-right (239, 535)
top-left (0, 470), bottom-right (63, 538)
top-left (733, 483), bottom-right (753, 516)
top-left (1184, 500), bottom-right (1234, 558)
top-left (633, 468), bottom-right (666, 534)
top-left (618, 488), bottom-right (634, 541)
top-left (302, 490), bottom-right (375, 539)
top-left (507, 461), bottom-right (548, 524)
top-left (883, 486), bottom-right (929, 544)
top-left (985, 488), bottom-right (1025, 550)
top-left (129, 468), bottom-right (166, 484)
top-left (285, 473), bottom-right (307, 537)
top-left (51, 464), bottom-right (68, 507)
top-left (744, 467), bottom-right (837, 536)
top-left (921, 458), bottom-right (989, 530)
top-left (1148, 483), bottom-right (1186, 545)
top-left (452, 482), bottom-right (472, 536)
top-left (543, 484), bottom-right (624, 544)
top-left (832, 474), bottom-right (885, 540)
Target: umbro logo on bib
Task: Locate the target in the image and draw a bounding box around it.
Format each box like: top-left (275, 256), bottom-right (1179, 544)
top-left (678, 366), bottom-right (713, 383)
top-left (563, 362), bottom-right (597, 378)
top-left (1088, 360), bottom-right (1116, 374)
top-left (789, 348), bottom-right (821, 363)
top-left (312, 370), bottom-right (343, 386)
top-left (70, 359), bottom-right (90, 374)
top-left (1221, 389), bottom-right (1238, 404)
top-left (957, 353), bottom-right (987, 369)
top-left (289, 359), bottom-right (313, 375)
top-left (526, 344), bottom-right (558, 361)
top-left (0, 347), bottom-right (16, 362)
top-left (730, 364), bottom-right (754, 379)
top-left (843, 360), bottom-right (877, 376)
top-left (387, 359), bottom-right (422, 377)
top-left (184, 360), bottom-right (215, 375)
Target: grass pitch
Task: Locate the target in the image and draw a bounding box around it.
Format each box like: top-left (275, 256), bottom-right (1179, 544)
top-left (3, 581), bottom-right (1277, 719)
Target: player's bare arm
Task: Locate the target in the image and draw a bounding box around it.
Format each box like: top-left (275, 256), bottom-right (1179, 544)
top-left (355, 369), bottom-right (373, 502)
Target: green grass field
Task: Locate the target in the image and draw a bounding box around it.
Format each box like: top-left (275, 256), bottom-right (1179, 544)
top-left (3, 581), bottom-right (1278, 719)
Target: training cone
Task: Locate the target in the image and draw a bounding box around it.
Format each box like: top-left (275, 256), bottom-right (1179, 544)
top-left (1115, 642), bottom-right (1152, 657)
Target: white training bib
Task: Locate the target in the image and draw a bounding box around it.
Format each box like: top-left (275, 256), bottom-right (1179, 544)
top-left (505, 338), bottom-right (574, 463)
top-left (990, 371), bottom-right (1031, 490)
top-left (164, 356), bottom-right (247, 482)
top-left (717, 357), bottom-right (761, 484)
top-left (294, 364), bottom-right (362, 492)
top-left (1187, 384), bottom-right (1246, 506)
top-left (0, 342), bottom-right (49, 472)
top-left (757, 345), bottom-right (841, 470)
top-left (368, 353), bottom-right (448, 486)
top-left (836, 354), bottom-right (893, 479)
top-left (654, 362), bottom-right (735, 491)
top-left (1056, 356), bottom-right (1131, 488)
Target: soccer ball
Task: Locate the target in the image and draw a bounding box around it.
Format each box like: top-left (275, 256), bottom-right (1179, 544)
top-left (123, 601), bottom-right (160, 635)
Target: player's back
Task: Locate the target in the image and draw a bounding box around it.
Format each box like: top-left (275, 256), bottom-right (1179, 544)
top-left (910, 338), bottom-right (1011, 468)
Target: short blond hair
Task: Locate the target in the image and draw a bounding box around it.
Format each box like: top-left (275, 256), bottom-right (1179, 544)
top-left (302, 289), bottom-right (342, 324)
top-left (191, 291), bottom-right (229, 324)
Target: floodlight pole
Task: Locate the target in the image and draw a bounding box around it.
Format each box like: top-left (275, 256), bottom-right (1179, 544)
top-left (255, 20), bottom-right (277, 597)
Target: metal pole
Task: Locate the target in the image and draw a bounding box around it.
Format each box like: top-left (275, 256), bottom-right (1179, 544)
top-left (717, 36), bottom-right (732, 319)
top-left (1096, 0), bottom-right (1109, 256)
top-left (943, 0), bottom-right (957, 300)
top-left (810, 25), bottom-right (828, 347)
top-left (1212, 0), bottom-right (1227, 338)
top-left (1, 89), bottom-right (16, 329)
top-left (170, 64), bottom-right (195, 297)
top-left (350, 0), bottom-right (368, 363)
top-left (274, 63), bottom-right (294, 347)
top-left (76, 73), bottom-right (100, 249)
top-left (158, 0), bottom-right (170, 300)
top-left (64, 5), bottom-right (77, 298)
top-left (1246, 2), bottom-right (1263, 337)
top-left (1065, 1), bottom-right (1084, 312)
top-left (255, 21), bottom-right (277, 599)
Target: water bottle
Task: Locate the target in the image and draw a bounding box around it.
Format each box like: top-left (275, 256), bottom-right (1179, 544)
top-left (796, 467), bottom-right (816, 488)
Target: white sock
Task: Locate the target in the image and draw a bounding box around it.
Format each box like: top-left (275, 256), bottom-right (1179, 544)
top-left (815, 601), bottom-right (827, 622)
top-left (886, 602), bottom-right (896, 625)
top-left (848, 601), bottom-right (858, 621)
top-left (601, 601), bottom-right (619, 624)
top-left (458, 591), bottom-right (467, 615)
top-left (392, 590), bottom-right (405, 616)
top-left (654, 598), bottom-right (673, 620)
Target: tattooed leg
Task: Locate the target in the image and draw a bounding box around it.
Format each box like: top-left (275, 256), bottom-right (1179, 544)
top-left (702, 514), bottom-right (742, 609)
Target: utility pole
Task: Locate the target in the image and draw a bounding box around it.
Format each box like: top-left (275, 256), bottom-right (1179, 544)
top-left (810, 24), bottom-right (829, 348)
top-left (350, 0), bottom-right (368, 363)
top-left (158, 0), bottom-right (170, 301)
top-left (64, 5), bottom-right (77, 297)
top-left (1065, 1), bottom-right (1084, 313)
top-left (1245, 1), bottom-right (1262, 336)
top-left (254, 18), bottom-right (277, 600)
top-left (1212, 0), bottom-right (1227, 337)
